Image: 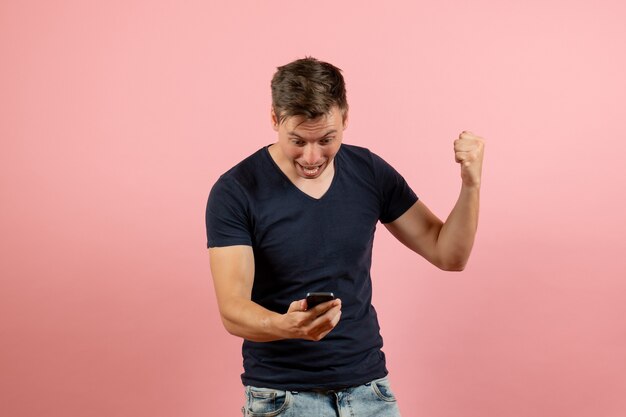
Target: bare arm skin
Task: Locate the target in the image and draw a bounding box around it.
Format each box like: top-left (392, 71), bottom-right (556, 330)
top-left (209, 245), bottom-right (342, 342)
top-left (385, 131), bottom-right (484, 271)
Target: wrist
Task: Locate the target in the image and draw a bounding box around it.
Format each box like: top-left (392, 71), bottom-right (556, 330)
top-left (461, 181), bottom-right (481, 191)
top-left (267, 311), bottom-right (288, 340)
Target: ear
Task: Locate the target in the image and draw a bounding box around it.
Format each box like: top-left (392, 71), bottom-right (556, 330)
top-left (342, 112), bottom-right (349, 131)
top-left (271, 108), bottom-right (279, 132)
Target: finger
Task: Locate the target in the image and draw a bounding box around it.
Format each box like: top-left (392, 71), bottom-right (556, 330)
top-left (327, 305), bottom-right (343, 324)
top-left (454, 142), bottom-right (475, 152)
top-left (287, 299), bottom-right (306, 313)
top-left (330, 309), bottom-right (342, 327)
top-left (310, 298), bottom-right (341, 316)
top-left (459, 131), bottom-right (475, 139)
top-left (315, 311), bottom-right (343, 340)
top-left (456, 150), bottom-right (479, 162)
top-left (454, 137), bottom-right (482, 149)
top-left (455, 151), bottom-right (469, 163)
top-left (310, 309), bottom-right (342, 339)
top-left (310, 303), bottom-right (341, 326)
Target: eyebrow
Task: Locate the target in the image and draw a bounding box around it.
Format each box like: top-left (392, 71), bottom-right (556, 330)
top-left (288, 130), bottom-right (337, 138)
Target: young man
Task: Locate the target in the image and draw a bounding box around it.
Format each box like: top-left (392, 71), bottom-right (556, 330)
top-left (206, 57), bottom-right (484, 417)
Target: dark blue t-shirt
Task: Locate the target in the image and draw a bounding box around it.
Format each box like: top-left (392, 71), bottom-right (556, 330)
top-left (205, 143), bottom-right (418, 390)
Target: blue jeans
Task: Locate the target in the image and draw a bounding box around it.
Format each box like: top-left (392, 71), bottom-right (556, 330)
top-left (242, 376), bottom-right (402, 417)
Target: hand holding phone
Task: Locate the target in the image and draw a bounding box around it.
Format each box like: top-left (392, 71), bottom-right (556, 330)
top-left (282, 293), bottom-right (341, 341)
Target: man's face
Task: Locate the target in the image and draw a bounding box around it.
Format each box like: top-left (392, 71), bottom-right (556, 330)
top-left (271, 106), bottom-right (347, 180)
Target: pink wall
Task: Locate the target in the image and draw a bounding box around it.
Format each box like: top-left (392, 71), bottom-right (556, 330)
top-left (2, 1), bottom-right (625, 416)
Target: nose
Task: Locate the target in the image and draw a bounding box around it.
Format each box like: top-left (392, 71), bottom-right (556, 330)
top-left (302, 144), bottom-right (321, 166)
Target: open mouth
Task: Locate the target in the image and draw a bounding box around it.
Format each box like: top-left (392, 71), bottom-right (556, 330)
top-left (297, 162), bottom-right (324, 177)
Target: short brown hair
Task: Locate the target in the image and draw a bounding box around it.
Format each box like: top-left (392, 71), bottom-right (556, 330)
top-left (271, 57), bottom-right (348, 125)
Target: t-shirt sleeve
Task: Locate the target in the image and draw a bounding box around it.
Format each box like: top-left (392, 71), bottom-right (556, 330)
top-left (372, 152), bottom-right (419, 224)
top-left (205, 176), bottom-right (253, 248)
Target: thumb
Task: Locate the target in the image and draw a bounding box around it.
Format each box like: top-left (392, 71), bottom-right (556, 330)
top-left (287, 299), bottom-right (306, 313)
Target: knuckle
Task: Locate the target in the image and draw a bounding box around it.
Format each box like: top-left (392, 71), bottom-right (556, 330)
top-left (335, 312), bottom-right (342, 323)
top-left (294, 324), bottom-right (306, 335)
top-left (301, 327), bottom-right (315, 339)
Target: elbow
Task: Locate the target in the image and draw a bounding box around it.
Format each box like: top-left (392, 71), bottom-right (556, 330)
top-left (220, 314), bottom-right (241, 337)
top-left (440, 263), bottom-right (466, 272)
top-left (432, 248), bottom-right (472, 271)
top-left (436, 257), bottom-right (468, 272)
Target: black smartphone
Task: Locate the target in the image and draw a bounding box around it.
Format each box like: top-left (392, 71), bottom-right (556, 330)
top-left (306, 292), bottom-right (336, 309)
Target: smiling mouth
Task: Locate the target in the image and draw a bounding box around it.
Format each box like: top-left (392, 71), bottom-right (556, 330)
top-left (298, 163), bottom-right (323, 177)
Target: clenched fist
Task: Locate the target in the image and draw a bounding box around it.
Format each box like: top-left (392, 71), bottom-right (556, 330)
top-left (454, 131), bottom-right (485, 188)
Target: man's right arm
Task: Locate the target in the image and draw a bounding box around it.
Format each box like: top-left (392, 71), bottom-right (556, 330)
top-left (209, 245), bottom-right (342, 342)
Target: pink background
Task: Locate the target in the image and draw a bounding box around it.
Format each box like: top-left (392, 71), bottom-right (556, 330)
top-left (2, 1), bottom-right (625, 416)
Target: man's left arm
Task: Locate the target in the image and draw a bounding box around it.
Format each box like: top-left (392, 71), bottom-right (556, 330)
top-left (384, 131), bottom-right (485, 271)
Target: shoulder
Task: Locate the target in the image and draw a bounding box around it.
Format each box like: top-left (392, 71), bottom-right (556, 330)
top-left (338, 143), bottom-right (378, 173)
top-left (208, 148), bottom-right (265, 206)
top-left (339, 143), bottom-right (374, 161)
top-left (209, 146), bottom-right (283, 210)
top-left (338, 144), bottom-right (396, 176)
top-left (218, 147), bottom-right (268, 190)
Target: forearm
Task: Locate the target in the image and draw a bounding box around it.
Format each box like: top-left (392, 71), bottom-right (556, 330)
top-left (218, 296), bottom-right (286, 342)
top-left (436, 184), bottom-right (480, 270)
top-left (219, 296), bottom-right (342, 343)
